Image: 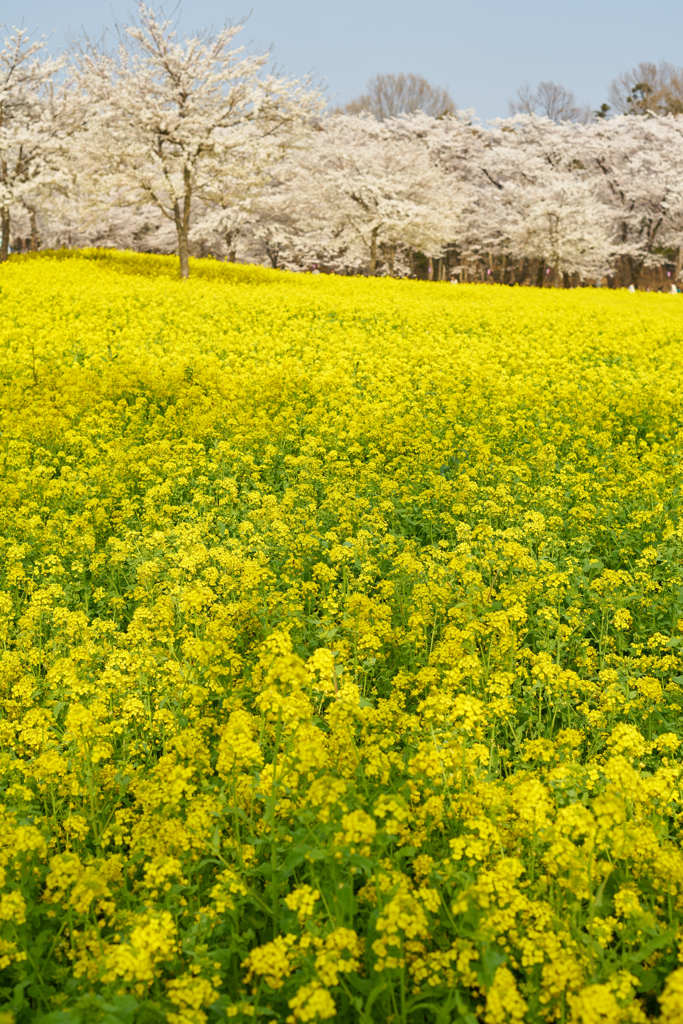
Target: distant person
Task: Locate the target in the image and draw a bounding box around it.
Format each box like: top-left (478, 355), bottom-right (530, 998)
top-left (628, 284), bottom-right (636, 293)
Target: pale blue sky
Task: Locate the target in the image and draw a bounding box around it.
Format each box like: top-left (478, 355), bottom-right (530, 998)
top-left (4, 1), bottom-right (682, 120)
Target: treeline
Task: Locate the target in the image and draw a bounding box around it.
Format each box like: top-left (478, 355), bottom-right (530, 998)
top-left (2, 5), bottom-right (682, 285)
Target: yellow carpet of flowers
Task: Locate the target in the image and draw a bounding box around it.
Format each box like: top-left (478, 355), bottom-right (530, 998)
top-left (0, 250), bottom-right (682, 1024)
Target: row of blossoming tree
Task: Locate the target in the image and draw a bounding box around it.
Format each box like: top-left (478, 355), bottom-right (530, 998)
top-left (2, 3), bottom-right (683, 284)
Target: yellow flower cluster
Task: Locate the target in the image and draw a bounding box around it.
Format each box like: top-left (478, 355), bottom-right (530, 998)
top-left (0, 249), bottom-right (682, 1021)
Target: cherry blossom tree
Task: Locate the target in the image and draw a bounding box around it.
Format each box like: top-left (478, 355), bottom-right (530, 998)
top-left (193, 118), bottom-right (314, 263)
top-left (482, 116), bottom-right (613, 283)
top-left (0, 27), bottom-right (63, 260)
top-left (583, 115), bottom-right (683, 285)
top-left (75, 3), bottom-right (322, 278)
top-left (407, 110), bottom-right (506, 278)
top-left (251, 114), bottom-right (459, 275)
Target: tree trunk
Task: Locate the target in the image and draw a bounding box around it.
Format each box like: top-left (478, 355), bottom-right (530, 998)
top-left (29, 208), bottom-right (40, 252)
top-left (173, 199), bottom-right (190, 279)
top-left (369, 226), bottom-right (379, 275)
top-left (0, 208), bottom-right (10, 262)
top-left (173, 170), bottom-right (192, 279)
top-left (628, 255), bottom-right (643, 289)
top-left (225, 230), bottom-right (237, 264)
top-left (177, 228), bottom-right (189, 279)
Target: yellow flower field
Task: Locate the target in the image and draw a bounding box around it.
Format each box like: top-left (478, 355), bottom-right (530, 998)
top-left (0, 250), bottom-right (682, 1023)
